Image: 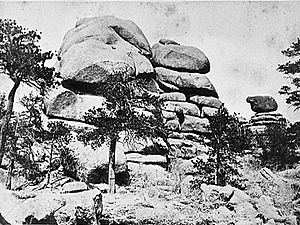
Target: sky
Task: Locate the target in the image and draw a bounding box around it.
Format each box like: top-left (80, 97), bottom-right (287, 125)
top-left (0, 1), bottom-right (299, 122)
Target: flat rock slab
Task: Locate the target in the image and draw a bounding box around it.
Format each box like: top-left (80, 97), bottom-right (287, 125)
top-left (152, 42), bottom-right (210, 73)
top-left (44, 85), bottom-right (107, 122)
top-left (189, 96), bottom-right (222, 109)
top-left (159, 92), bottom-right (186, 101)
top-left (61, 181), bottom-right (88, 193)
top-left (155, 67), bottom-right (218, 97)
top-left (246, 95), bottom-right (278, 113)
top-left (125, 153), bottom-right (167, 165)
top-left (181, 115), bottom-right (210, 133)
top-left (163, 101), bottom-right (201, 117)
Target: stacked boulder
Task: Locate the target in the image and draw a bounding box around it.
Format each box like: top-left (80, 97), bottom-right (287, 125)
top-left (44, 16), bottom-right (222, 181)
top-left (151, 39), bottom-right (222, 174)
top-left (246, 95), bottom-right (288, 133)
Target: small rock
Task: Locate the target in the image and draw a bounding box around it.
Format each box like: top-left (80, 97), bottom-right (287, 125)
top-left (256, 195), bottom-right (284, 221)
top-left (159, 38), bottom-right (180, 45)
top-left (159, 92), bottom-right (186, 101)
top-left (61, 181), bottom-right (88, 193)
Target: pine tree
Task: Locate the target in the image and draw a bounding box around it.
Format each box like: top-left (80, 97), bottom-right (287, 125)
top-left (0, 19), bottom-right (56, 164)
top-left (277, 38), bottom-right (300, 111)
top-left (78, 73), bottom-right (167, 193)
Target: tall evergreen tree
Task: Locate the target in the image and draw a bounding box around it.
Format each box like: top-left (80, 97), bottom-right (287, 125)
top-left (0, 19), bottom-right (56, 164)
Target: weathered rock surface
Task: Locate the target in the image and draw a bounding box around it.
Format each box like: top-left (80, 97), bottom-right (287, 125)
top-left (44, 86), bottom-right (107, 122)
top-left (61, 181), bottom-right (88, 193)
top-left (159, 38), bottom-right (180, 45)
top-left (257, 195), bottom-right (284, 221)
top-left (181, 115), bottom-right (210, 133)
top-left (159, 92), bottom-right (186, 101)
top-left (201, 106), bottom-right (219, 117)
top-left (59, 39), bottom-right (153, 84)
top-left (58, 16), bottom-right (153, 86)
top-left (168, 138), bottom-right (211, 159)
top-left (69, 141), bottom-right (128, 176)
top-left (126, 153), bottom-right (167, 166)
top-left (152, 43), bottom-right (210, 73)
top-left (60, 15), bottom-right (151, 57)
top-left (155, 67), bottom-right (218, 97)
top-left (189, 96), bottom-right (222, 108)
top-left (164, 119), bottom-right (181, 131)
top-left (163, 101), bottom-right (200, 117)
top-left (246, 95), bottom-right (278, 113)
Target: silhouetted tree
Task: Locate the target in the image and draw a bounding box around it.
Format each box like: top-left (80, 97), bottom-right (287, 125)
top-left (0, 19), bottom-right (56, 165)
top-left (278, 38), bottom-right (300, 111)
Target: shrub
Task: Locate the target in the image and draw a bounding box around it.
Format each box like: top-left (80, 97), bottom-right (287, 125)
top-left (256, 123), bottom-right (300, 170)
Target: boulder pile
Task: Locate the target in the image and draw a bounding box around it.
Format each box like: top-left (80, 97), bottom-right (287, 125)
top-left (246, 95), bottom-right (288, 133)
top-left (44, 16), bottom-right (221, 181)
top-left (151, 39), bottom-right (221, 174)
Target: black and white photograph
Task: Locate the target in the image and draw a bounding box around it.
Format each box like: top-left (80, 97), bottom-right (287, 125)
top-left (0, 1), bottom-right (299, 224)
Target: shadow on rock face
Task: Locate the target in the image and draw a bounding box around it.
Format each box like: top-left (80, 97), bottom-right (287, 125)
top-left (23, 214), bottom-right (57, 225)
top-left (87, 167), bottom-right (130, 186)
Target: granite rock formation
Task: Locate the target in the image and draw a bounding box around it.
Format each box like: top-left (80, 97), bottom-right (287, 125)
top-left (44, 16), bottom-right (222, 180)
top-left (245, 95), bottom-right (287, 134)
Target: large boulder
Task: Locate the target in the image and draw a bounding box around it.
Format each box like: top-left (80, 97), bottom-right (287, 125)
top-left (59, 39), bottom-right (153, 85)
top-left (44, 85), bottom-right (107, 122)
top-left (59, 15), bottom-right (151, 57)
top-left (246, 95), bottom-right (278, 113)
top-left (152, 42), bottom-right (210, 73)
top-left (58, 16), bottom-right (153, 86)
top-left (155, 67), bottom-right (218, 97)
top-left (68, 141), bottom-right (128, 179)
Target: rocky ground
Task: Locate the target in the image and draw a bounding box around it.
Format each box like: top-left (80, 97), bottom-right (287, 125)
top-left (0, 157), bottom-right (299, 225)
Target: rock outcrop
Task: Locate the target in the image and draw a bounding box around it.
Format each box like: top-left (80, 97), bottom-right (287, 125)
top-left (44, 16), bottom-right (221, 181)
top-left (245, 95), bottom-right (288, 134)
top-left (151, 38), bottom-right (221, 175)
top-left (246, 95), bottom-right (278, 113)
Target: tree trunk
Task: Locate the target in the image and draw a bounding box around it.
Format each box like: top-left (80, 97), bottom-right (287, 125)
top-left (108, 138), bottom-right (117, 194)
top-left (47, 145), bottom-right (53, 185)
top-left (215, 139), bottom-right (220, 185)
top-left (6, 159), bottom-right (14, 190)
top-left (6, 113), bottom-right (19, 190)
top-left (0, 81), bottom-right (20, 165)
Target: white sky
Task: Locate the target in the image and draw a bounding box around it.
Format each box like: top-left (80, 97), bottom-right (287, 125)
top-left (0, 1), bottom-right (299, 122)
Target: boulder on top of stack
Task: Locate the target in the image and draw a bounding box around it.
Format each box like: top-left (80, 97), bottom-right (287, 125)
top-left (246, 95), bottom-right (288, 133)
top-left (57, 15), bottom-right (153, 91)
top-left (246, 95), bottom-right (278, 113)
top-left (152, 39), bottom-right (210, 73)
